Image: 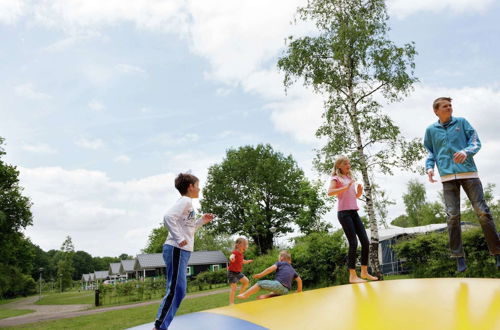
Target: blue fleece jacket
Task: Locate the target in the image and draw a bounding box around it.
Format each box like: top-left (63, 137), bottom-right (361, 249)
top-left (424, 117), bottom-right (481, 177)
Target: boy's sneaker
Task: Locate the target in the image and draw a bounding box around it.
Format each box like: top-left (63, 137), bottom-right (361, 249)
top-left (456, 257), bottom-right (467, 272)
top-left (496, 255), bottom-right (500, 269)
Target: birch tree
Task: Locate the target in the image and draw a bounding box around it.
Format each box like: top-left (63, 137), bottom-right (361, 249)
top-left (278, 0), bottom-right (425, 276)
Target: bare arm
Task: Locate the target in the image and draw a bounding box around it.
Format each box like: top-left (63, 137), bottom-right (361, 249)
top-left (295, 276), bottom-right (302, 293)
top-left (327, 179), bottom-right (353, 197)
top-left (243, 259), bottom-right (253, 264)
top-left (253, 265), bottom-right (277, 279)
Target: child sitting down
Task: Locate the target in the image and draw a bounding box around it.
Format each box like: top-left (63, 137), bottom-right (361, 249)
top-left (237, 250), bottom-right (302, 300)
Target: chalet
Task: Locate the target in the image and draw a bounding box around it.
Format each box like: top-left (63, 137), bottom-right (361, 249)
top-left (134, 250), bottom-right (228, 279)
top-left (81, 273), bottom-right (93, 290)
top-left (119, 259), bottom-right (137, 280)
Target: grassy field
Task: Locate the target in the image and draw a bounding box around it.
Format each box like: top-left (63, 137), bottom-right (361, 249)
top-left (0, 297), bottom-right (30, 306)
top-left (5, 291), bottom-right (261, 329)
top-left (0, 309), bottom-right (35, 320)
top-left (36, 291), bottom-right (95, 305)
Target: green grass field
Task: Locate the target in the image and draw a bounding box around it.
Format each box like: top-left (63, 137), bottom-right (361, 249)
top-left (5, 291), bottom-right (261, 329)
top-left (0, 297), bottom-right (30, 306)
top-left (36, 291), bottom-right (95, 305)
top-left (0, 309), bottom-right (35, 320)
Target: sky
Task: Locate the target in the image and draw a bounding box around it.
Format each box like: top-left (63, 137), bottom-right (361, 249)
top-left (2, 0), bottom-right (500, 257)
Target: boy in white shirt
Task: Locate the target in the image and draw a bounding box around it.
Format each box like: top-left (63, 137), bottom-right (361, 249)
top-left (154, 173), bottom-right (214, 330)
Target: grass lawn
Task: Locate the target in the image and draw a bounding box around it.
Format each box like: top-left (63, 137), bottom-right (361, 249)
top-left (5, 291), bottom-right (262, 329)
top-left (0, 297), bottom-right (31, 306)
top-left (36, 291), bottom-right (94, 305)
top-left (0, 309), bottom-right (35, 320)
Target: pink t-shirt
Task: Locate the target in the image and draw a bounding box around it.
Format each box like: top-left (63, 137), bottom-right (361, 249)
top-left (331, 175), bottom-right (359, 211)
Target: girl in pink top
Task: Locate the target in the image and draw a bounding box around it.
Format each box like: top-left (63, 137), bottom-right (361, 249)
top-left (328, 156), bottom-right (378, 284)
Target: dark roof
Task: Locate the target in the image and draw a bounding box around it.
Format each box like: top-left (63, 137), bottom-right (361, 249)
top-left (120, 259), bottom-right (136, 273)
top-left (134, 253), bottom-right (163, 270)
top-left (134, 251), bottom-right (228, 270)
top-left (109, 262), bottom-right (121, 274)
top-left (94, 270), bottom-right (109, 280)
top-left (188, 250), bottom-right (228, 265)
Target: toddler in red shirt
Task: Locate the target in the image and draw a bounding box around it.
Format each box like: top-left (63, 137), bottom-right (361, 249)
top-left (228, 237), bottom-right (253, 305)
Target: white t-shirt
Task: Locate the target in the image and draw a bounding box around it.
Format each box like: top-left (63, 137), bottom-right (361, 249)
top-left (164, 196), bottom-right (206, 252)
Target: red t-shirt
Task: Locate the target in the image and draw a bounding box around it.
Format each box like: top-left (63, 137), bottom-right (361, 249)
top-left (228, 250), bottom-right (243, 272)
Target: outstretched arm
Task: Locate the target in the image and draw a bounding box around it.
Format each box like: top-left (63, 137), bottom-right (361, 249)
top-left (253, 265), bottom-right (277, 279)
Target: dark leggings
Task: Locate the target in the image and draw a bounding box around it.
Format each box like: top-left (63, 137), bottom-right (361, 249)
top-left (338, 210), bottom-right (370, 269)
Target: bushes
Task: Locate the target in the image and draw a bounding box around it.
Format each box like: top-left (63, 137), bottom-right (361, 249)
top-left (0, 265), bottom-right (37, 298)
top-left (242, 231), bottom-right (349, 289)
top-left (393, 227), bottom-right (499, 278)
top-left (290, 231), bottom-right (349, 287)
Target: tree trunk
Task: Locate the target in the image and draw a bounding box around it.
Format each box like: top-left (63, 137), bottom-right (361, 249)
top-left (349, 98), bottom-right (383, 279)
top-left (251, 233), bottom-right (274, 255)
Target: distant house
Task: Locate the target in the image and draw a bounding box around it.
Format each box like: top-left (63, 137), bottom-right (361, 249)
top-left (81, 274), bottom-right (93, 290)
top-left (119, 259), bottom-right (137, 280)
top-left (373, 224), bottom-right (448, 274)
top-left (109, 262), bottom-right (125, 281)
top-left (134, 251), bottom-right (228, 279)
top-left (94, 270), bottom-right (110, 282)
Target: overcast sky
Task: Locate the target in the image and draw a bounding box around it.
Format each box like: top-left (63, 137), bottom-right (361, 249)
top-left (2, 0), bottom-right (500, 257)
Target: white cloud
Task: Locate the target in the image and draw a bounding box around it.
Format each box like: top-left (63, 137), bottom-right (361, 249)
top-left (22, 142), bottom-right (57, 154)
top-left (19, 166), bottom-right (178, 256)
top-left (0, 0), bottom-right (25, 25)
top-left (115, 63), bottom-right (146, 75)
top-left (31, 0), bottom-right (190, 34)
top-left (17, 148), bottom-right (221, 256)
top-left (14, 83), bottom-right (51, 100)
top-left (114, 155), bottom-right (131, 163)
top-left (387, 0), bottom-right (495, 18)
top-left (75, 137), bottom-right (104, 150)
top-left (88, 99), bottom-right (105, 111)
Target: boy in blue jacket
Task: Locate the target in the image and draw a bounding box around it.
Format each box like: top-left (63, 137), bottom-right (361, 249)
top-left (424, 97), bottom-right (500, 272)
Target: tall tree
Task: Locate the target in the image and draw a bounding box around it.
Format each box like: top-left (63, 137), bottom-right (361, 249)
top-left (0, 137), bottom-right (36, 297)
top-left (200, 144), bottom-right (331, 254)
top-left (277, 0), bottom-right (424, 275)
top-left (57, 236), bottom-right (75, 291)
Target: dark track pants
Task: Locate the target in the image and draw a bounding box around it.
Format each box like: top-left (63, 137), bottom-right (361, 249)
top-left (155, 244), bottom-right (191, 330)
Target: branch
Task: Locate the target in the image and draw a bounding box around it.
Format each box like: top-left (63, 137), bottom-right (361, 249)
top-left (355, 82), bottom-right (387, 106)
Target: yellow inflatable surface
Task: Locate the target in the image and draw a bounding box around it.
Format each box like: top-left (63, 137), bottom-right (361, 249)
top-left (207, 278), bottom-right (500, 330)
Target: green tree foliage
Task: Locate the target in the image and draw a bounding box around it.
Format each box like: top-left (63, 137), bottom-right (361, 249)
top-left (277, 0), bottom-right (425, 275)
top-left (393, 228), bottom-right (499, 278)
top-left (143, 224), bottom-right (234, 254)
top-left (200, 144), bottom-right (331, 254)
top-left (391, 179), bottom-right (446, 227)
top-left (92, 256), bottom-right (120, 271)
top-left (72, 250), bottom-right (94, 280)
top-left (0, 137), bottom-right (36, 298)
top-left (291, 231), bottom-right (349, 287)
top-left (143, 226), bottom-right (168, 253)
top-left (57, 236), bottom-right (75, 291)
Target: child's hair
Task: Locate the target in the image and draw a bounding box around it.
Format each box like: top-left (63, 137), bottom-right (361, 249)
top-left (433, 97), bottom-right (452, 110)
top-left (279, 250), bottom-right (291, 262)
top-left (234, 237), bottom-right (247, 248)
top-left (332, 156), bottom-right (352, 177)
top-left (174, 173), bottom-right (199, 195)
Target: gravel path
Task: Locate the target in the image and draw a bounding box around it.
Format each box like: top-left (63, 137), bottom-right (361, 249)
top-left (0, 288), bottom-right (230, 327)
